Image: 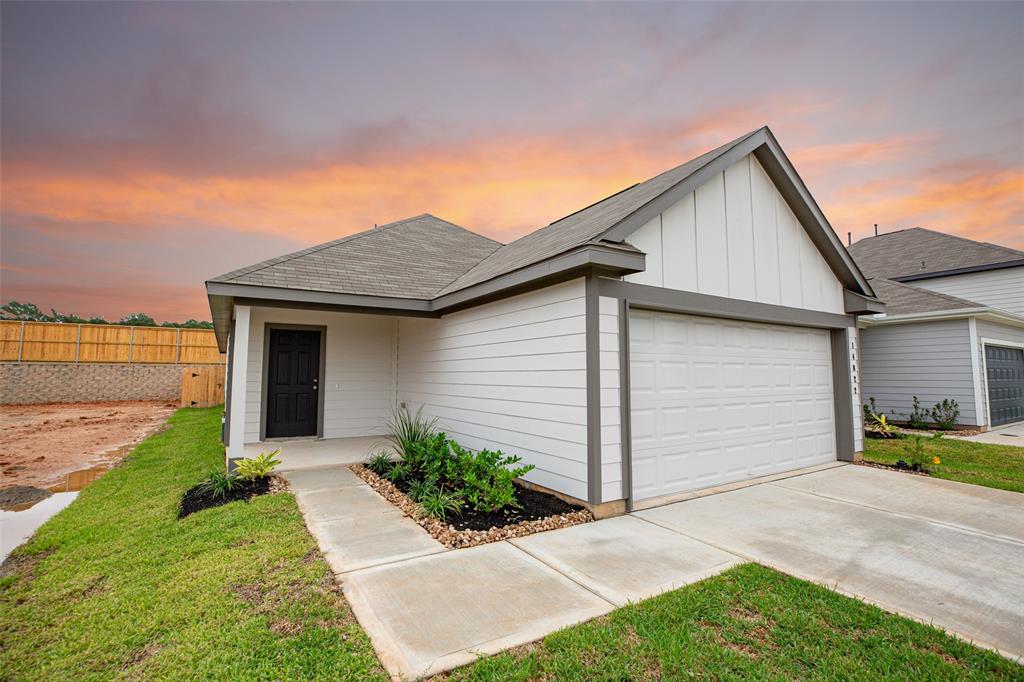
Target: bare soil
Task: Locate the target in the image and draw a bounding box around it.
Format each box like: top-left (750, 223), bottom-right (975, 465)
top-left (0, 401), bottom-right (176, 490)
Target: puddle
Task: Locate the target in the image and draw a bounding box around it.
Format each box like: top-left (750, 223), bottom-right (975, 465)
top-left (1, 445), bottom-right (132, 562)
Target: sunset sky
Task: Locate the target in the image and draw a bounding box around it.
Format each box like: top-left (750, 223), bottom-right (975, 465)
top-left (2, 1), bottom-right (1022, 322)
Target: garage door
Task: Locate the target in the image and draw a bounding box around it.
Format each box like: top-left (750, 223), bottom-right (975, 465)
top-left (630, 310), bottom-right (836, 501)
top-left (985, 345), bottom-right (1024, 426)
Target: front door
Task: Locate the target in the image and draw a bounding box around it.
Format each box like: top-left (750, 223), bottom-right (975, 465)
top-left (266, 328), bottom-right (321, 438)
top-left (986, 345), bottom-right (1024, 426)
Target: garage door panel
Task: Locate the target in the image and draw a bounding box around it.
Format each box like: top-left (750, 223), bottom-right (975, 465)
top-left (631, 311), bottom-right (836, 501)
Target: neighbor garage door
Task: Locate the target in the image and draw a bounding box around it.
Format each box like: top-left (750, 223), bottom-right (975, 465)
top-left (985, 345), bottom-right (1024, 426)
top-left (630, 310), bottom-right (836, 502)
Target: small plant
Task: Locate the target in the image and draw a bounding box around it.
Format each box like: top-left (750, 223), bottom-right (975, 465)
top-left (869, 412), bottom-right (898, 438)
top-left (366, 451), bottom-right (393, 475)
top-left (385, 461), bottom-right (410, 483)
top-left (387, 404), bottom-right (438, 458)
top-left (445, 442), bottom-right (535, 512)
top-left (904, 435), bottom-right (929, 470)
top-left (419, 489), bottom-right (462, 521)
top-left (197, 470), bottom-right (240, 500)
top-left (233, 449), bottom-right (281, 481)
top-left (930, 399), bottom-right (960, 430)
top-left (863, 397), bottom-right (878, 423)
top-left (407, 479), bottom-right (436, 502)
top-left (907, 396), bottom-right (929, 430)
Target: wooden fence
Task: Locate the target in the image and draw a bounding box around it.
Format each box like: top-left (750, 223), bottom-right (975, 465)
top-left (180, 365), bottom-right (226, 408)
top-left (0, 320), bottom-right (225, 364)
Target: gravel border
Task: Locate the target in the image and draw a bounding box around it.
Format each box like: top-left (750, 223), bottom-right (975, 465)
top-left (350, 464), bottom-right (593, 549)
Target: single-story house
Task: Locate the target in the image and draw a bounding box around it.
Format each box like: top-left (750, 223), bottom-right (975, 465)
top-left (849, 228), bottom-right (1024, 429)
top-left (207, 126), bottom-right (883, 514)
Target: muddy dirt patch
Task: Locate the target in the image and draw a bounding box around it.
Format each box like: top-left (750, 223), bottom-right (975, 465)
top-left (0, 401), bottom-right (176, 490)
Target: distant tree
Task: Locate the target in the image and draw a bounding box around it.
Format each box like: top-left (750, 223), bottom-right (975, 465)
top-left (1, 301), bottom-right (48, 321)
top-left (161, 319), bottom-right (214, 329)
top-left (49, 309), bottom-right (88, 323)
top-left (86, 316), bottom-right (110, 325)
top-left (118, 312), bottom-right (158, 327)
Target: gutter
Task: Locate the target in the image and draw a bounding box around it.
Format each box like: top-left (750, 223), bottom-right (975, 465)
top-left (858, 307), bottom-right (1024, 329)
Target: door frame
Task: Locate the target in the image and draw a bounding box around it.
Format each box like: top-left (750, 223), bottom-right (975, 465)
top-left (260, 323), bottom-right (327, 441)
top-left (980, 337), bottom-right (1024, 428)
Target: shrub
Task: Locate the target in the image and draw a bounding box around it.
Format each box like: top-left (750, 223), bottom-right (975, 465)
top-left (387, 404), bottom-right (438, 458)
top-left (905, 435), bottom-right (928, 469)
top-left (407, 479), bottom-right (436, 502)
top-left (385, 461), bottom-right (410, 483)
top-left (930, 399), bottom-right (960, 430)
top-left (402, 432), bottom-right (450, 478)
top-left (907, 396), bottom-right (929, 430)
top-left (366, 451), bottom-right (393, 475)
top-left (419, 489), bottom-right (462, 521)
top-left (197, 470), bottom-right (240, 500)
top-left (445, 442), bottom-right (535, 512)
top-left (233, 449), bottom-right (281, 481)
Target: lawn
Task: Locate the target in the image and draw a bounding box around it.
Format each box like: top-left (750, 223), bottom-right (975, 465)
top-left (864, 435), bottom-right (1024, 493)
top-left (3, 408), bottom-right (1021, 680)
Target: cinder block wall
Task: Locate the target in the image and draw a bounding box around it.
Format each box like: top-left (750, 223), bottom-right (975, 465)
top-left (0, 363), bottom-right (182, 404)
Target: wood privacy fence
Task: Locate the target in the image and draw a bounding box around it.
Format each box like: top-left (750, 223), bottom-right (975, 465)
top-left (0, 320), bottom-right (225, 365)
top-left (180, 365), bottom-right (225, 408)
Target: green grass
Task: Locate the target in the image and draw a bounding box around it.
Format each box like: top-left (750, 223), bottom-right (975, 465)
top-left (0, 408), bottom-right (386, 681)
top-left (3, 408), bottom-right (1020, 680)
top-left (455, 563), bottom-right (1022, 681)
top-left (864, 435), bottom-right (1024, 493)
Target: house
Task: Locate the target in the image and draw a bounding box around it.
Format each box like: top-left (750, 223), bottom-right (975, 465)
top-left (849, 228), bottom-right (1024, 429)
top-left (206, 126), bottom-right (883, 514)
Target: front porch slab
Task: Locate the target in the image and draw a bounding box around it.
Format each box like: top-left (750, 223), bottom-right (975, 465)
top-left (250, 435), bottom-right (393, 471)
top-left (283, 465), bottom-right (365, 494)
top-left (510, 515), bottom-right (741, 606)
top-left (342, 541), bottom-right (614, 680)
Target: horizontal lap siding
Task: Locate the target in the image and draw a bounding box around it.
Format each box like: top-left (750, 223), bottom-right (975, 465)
top-left (913, 268), bottom-right (1024, 317)
top-left (245, 308), bottom-right (396, 442)
top-left (398, 279), bottom-right (589, 501)
top-left (859, 319), bottom-right (978, 425)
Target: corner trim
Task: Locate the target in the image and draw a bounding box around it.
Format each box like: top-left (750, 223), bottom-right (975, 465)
top-left (968, 319), bottom-right (986, 427)
top-left (585, 273), bottom-right (602, 505)
top-left (598, 279), bottom-right (855, 330)
top-left (617, 298), bottom-right (633, 511)
top-left (830, 328), bottom-right (855, 462)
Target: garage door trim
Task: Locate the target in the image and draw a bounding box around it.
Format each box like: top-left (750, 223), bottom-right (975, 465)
top-left (601, 279), bottom-right (857, 510)
top-left (981, 338), bottom-right (1024, 427)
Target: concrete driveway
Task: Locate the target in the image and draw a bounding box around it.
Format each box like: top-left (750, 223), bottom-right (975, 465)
top-left (636, 464), bottom-right (1024, 659)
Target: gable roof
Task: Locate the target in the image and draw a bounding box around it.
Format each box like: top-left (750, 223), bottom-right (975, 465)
top-left (210, 214), bottom-right (501, 299)
top-left (849, 227), bottom-right (1024, 282)
top-left (866, 278), bottom-right (981, 316)
top-left (436, 130), bottom-right (762, 295)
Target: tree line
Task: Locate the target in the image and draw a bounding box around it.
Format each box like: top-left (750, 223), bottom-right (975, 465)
top-left (0, 301), bottom-right (214, 329)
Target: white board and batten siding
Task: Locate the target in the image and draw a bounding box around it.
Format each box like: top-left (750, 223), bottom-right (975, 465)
top-left (913, 268), bottom-right (1024, 317)
top-left (859, 319), bottom-right (980, 426)
top-left (625, 153), bottom-right (845, 315)
top-left (397, 279), bottom-right (591, 501)
top-left (243, 307), bottom-right (397, 442)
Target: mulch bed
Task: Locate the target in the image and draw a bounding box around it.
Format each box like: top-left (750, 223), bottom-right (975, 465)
top-left (350, 464), bottom-right (593, 549)
top-left (857, 461), bottom-right (932, 478)
top-left (178, 475), bottom-right (288, 518)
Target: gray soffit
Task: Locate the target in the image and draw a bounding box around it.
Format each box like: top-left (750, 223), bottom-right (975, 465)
top-left (843, 290), bottom-right (886, 315)
top-left (849, 227), bottom-right (1024, 281)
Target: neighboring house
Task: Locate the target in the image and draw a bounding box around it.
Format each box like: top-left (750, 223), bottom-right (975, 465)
top-left (207, 126), bottom-right (883, 514)
top-left (849, 228), bottom-right (1024, 429)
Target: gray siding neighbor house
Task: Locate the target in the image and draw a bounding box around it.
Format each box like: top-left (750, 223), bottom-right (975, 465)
top-left (207, 126), bottom-right (884, 514)
top-left (849, 228), bottom-right (1024, 429)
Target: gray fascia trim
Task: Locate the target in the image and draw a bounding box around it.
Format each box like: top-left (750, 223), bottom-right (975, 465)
top-left (756, 130), bottom-right (875, 298)
top-left (206, 281), bottom-right (434, 313)
top-left (617, 298), bottom-right (633, 511)
top-left (892, 259), bottom-right (1024, 283)
top-left (598, 279), bottom-right (855, 329)
top-left (260, 323), bottom-right (327, 441)
top-left (585, 273), bottom-right (602, 505)
top-left (829, 328), bottom-right (855, 461)
top-left (431, 244), bottom-right (645, 312)
top-left (843, 290), bottom-right (886, 315)
top-left (598, 129), bottom-right (767, 245)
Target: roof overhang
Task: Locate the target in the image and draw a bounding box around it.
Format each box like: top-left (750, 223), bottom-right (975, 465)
top-left (843, 290), bottom-right (886, 315)
top-left (858, 307), bottom-right (1024, 329)
top-left (207, 242), bottom-right (646, 350)
top-left (892, 259), bottom-right (1024, 283)
top-left (595, 127), bottom-right (877, 300)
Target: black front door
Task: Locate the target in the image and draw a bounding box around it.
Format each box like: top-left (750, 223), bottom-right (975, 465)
top-left (266, 328), bottom-right (320, 438)
top-left (986, 344), bottom-right (1024, 426)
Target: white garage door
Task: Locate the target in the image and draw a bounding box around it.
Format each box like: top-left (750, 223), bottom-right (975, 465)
top-left (630, 310), bottom-right (836, 502)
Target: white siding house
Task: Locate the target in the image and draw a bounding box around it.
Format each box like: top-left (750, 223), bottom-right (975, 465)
top-left (210, 126), bottom-right (882, 512)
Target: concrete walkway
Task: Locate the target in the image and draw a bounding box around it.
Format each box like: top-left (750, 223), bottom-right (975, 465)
top-left (284, 461), bottom-right (1024, 679)
top-left (953, 422), bottom-right (1024, 446)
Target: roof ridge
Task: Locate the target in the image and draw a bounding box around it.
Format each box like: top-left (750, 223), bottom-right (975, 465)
top-left (421, 213), bottom-right (503, 247)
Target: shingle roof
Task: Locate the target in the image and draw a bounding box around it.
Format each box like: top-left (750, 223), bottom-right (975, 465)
top-left (209, 214), bottom-right (501, 299)
top-left (436, 129), bottom-right (762, 295)
top-left (867, 278), bottom-right (980, 316)
top-left (849, 227), bottom-right (1024, 280)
